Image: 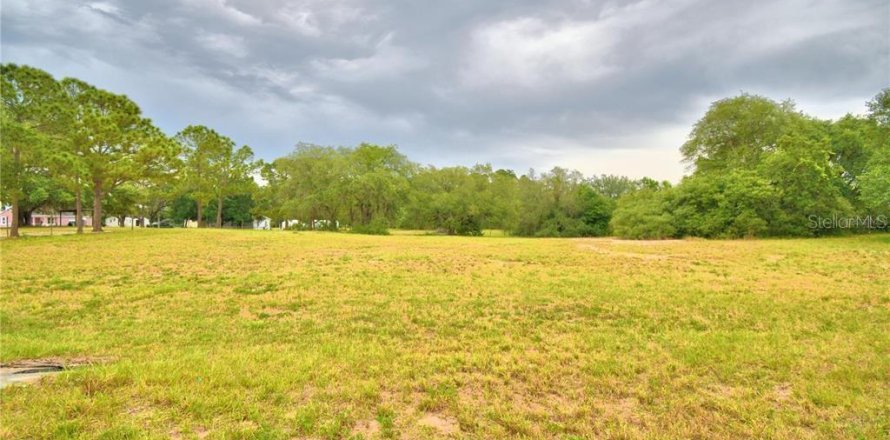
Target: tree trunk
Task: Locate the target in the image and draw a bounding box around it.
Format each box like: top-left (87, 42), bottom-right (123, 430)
top-left (92, 182), bottom-right (103, 232)
top-left (75, 184), bottom-right (84, 234)
top-left (23, 208), bottom-right (35, 227)
top-left (196, 200), bottom-right (203, 227)
top-left (216, 196), bottom-right (223, 228)
top-left (9, 193), bottom-right (20, 238)
top-left (9, 147), bottom-right (20, 237)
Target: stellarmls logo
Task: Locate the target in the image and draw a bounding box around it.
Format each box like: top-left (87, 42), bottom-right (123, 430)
top-left (808, 214), bottom-right (889, 229)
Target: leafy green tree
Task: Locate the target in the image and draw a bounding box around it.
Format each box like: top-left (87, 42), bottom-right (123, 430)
top-left (62, 78), bottom-right (176, 232)
top-left (268, 143), bottom-right (346, 229)
top-left (610, 184), bottom-right (677, 239)
top-left (859, 89), bottom-right (890, 221)
top-left (666, 92), bottom-right (884, 238)
top-left (136, 156), bottom-right (185, 226)
top-left (404, 166), bottom-right (488, 235)
top-left (671, 171), bottom-right (778, 238)
top-left (587, 175), bottom-right (642, 199)
top-left (577, 185), bottom-right (614, 236)
top-left (103, 184), bottom-right (141, 225)
top-left (175, 125), bottom-right (227, 227)
top-left (512, 170), bottom-right (547, 236)
top-left (1, 64), bottom-right (69, 237)
top-left (511, 167), bottom-right (613, 237)
top-left (221, 193), bottom-right (256, 226)
top-left (169, 194), bottom-right (197, 224)
top-left (681, 94), bottom-right (795, 173)
top-left (866, 88), bottom-right (890, 127)
top-left (252, 161), bottom-right (282, 224)
top-left (208, 144), bottom-right (257, 228)
top-left (760, 126), bottom-right (853, 236)
top-left (534, 168), bottom-right (587, 237)
top-left (343, 144), bottom-right (412, 228)
top-left (829, 115), bottom-right (876, 196)
top-left (485, 168), bottom-right (520, 230)
top-left (859, 160), bottom-right (890, 219)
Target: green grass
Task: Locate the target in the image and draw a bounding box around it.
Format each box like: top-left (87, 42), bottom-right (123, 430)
top-left (1, 229), bottom-right (888, 439)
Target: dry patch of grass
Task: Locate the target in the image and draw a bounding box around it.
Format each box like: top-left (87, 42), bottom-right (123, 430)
top-left (1, 229), bottom-right (888, 439)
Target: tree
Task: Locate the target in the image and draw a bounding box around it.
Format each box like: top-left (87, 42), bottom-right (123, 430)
top-left (681, 94), bottom-right (795, 173)
top-left (866, 88), bottom-right (890, 127)
top-left (342, 144), bottom-right (412, 228)
top-left (403, 165), bottom-right (489, 235)
top-left (670, 171), bottom-right (778, 238)
top-left (176, 125), bottom-right (226, 227)
top-left (253, 161), bottom-right (286, 225)
top-left (510, 167), bottom-right (614, 237)
top-left (858, 89), bottom-right (890, 222)
top-left (859, 159), bottom-right (890, 220)
top-left (587, 175), bottom-right (642, 199)
top-left (1, 64), bottom-right (69, 237)
top-left (209, 144), bottom-right (257, 228)
top-left (12, 172), bottom-right (72, 227)
top-left (102, 184), bottom-right (141, 225)
top-left (62, 78), bottom-right (176, 232)
top-left (666, 92), bottom-right (878, 238)
top-left (48, 139), bottom-right (89, 233)
top-left (267, 143), bottom-right (346, 229)
top-left (485, 168), bottom-right (520, 230)
top-left (760, 126), bottom-right (853, 236)
top-left (829, 115), bottom-right (875, 195)
top-left (577, 185), bottom-right (614, 236)
top-left (610, 184), bottom-right (677, 239)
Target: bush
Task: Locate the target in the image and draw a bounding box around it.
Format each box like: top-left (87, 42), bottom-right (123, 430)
top-left (610, 187), bottom-right (677, 239)
top-left (452, 214), bottom-right (483, 236)
top-left (350, 218), bottom-right (390, 235)
top-left (671, 171), bottom-right (777, 238)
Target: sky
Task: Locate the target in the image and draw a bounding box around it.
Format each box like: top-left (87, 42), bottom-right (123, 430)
top-left (2, 0), bottom-right (887, 182)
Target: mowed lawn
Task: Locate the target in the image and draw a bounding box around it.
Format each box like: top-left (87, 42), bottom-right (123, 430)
top-left (1, 230), bottom-right (888, 439)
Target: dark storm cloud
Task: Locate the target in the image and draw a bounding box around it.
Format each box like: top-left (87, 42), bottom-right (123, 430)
top-left (2, 0), bottom-right (887, 180)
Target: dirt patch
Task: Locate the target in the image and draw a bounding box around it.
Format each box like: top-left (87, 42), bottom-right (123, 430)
top-left (418, 413), bottom-right (459, 435)
top-left (194, 426), bottom-right (210, 439)
top-left (773, 383), bottom-right (793, 402)
top-left (352, 419), bottom-right (380, 437)
top-left (577, 243), bottom-right (673, 260)
top-left (600, 397), bottom-right (642, 425)
top-left (707, 383), bottom-right (739, 399)
top-left (606, 238), bottom-right (685, 246)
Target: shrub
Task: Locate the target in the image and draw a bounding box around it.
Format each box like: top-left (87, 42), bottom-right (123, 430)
top-left (610, 187), bottom-right (677, 239)
top-left (350, 218), bottom-right (390, 235)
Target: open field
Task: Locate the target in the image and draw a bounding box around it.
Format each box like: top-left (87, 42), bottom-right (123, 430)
top-left (1, 230), bottom-right (888, 439)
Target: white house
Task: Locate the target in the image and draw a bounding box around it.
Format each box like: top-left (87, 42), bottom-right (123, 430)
top-left (104, 216), bottom-right (150, 227)
top-left (253, 217), bottom-right (271, 230)
top-left (279, 219), bottom-right (339, 230)
top-left (280, 219), bottom-right (303, 230)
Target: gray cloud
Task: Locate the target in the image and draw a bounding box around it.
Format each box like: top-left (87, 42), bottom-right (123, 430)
top-left (2, 0), bottom-right (887, 181)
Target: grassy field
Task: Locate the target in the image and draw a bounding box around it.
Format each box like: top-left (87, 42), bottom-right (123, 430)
top-left (1, 230), bottom-right (888, 439)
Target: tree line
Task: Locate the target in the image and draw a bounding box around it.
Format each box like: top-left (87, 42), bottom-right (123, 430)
top-left (2, 63), bottom-right (888, 238)
top-left (612, 93), bottom-right (889, 238)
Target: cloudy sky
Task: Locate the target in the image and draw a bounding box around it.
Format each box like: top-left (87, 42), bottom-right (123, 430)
top-left (2, 0), bottom-right (887, 181)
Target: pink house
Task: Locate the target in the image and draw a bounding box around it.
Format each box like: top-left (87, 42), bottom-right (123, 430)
top-left (0, 207), bottom-right (11, 228)
top-left (0, 207), bottom-right (91, 228)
